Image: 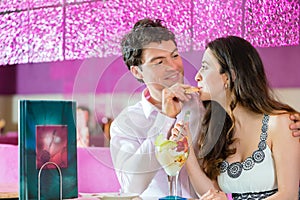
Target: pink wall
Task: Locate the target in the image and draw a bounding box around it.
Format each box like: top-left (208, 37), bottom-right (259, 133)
top-left (0, 45), bottom-right (299, 95)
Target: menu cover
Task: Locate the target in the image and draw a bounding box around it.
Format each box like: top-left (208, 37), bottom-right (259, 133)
top-left (19, 100), bottom-right (78, 200)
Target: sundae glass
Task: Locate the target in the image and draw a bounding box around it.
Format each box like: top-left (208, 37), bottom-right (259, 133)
top-left (154, 111), bottom-right (190, 200)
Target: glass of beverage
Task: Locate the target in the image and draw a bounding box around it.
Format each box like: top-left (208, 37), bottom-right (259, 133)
top-left (154, 111), bottom-right (190, 200)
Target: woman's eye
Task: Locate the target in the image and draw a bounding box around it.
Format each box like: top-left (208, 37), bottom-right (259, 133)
top-left (172, 54), bottom-right (179, 58)
top-left (200, 65), bottom-right (208, 71)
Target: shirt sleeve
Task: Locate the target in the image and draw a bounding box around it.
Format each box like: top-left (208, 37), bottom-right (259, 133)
top-left (110, 109), bottom-right (176, 194)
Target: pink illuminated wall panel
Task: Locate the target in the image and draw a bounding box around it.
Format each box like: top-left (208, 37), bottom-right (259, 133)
top-left (65, 1), bottom-right (146, 60)
top-left (0, 0), bottom-right (299, 66)
top-left (142, 0), bottom-right (193, 52)
top-left (28, 7), bottom-right (64, 63)
top-left (1, 5), bottom-right (63, 65)
top-left (66, 0), bottom-right (90, 3)
top-left (0, 0), bottom-right (61, 12)
top-left (29, 0), bottom-right (61, 8)
top-left (244, 0), bottom-right (299, 47)
top-left (192, 0), bottom-right (244, 51)
top-left (0, 0), bottom-right (28, 12)
top-left (0, 11), bottom-right (29, 64)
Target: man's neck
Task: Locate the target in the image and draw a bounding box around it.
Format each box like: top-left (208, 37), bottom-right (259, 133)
top-left (144, 89), bottom-right (162, 110)
top-left (148, 96), bottom-right (162, 110)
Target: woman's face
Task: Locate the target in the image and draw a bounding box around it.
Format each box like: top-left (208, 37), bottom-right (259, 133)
top-left (194, 48), bottom-right (228, 103)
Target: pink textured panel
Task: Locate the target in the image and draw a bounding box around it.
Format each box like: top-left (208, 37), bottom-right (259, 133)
top-left (65, 1), bottom-right (146, 60)
top-left (0, 0), bottom-right (299, 65)
top-left (29, 0), bottom-right (61, 8)
top-left (0, 0), bottom-right (28, 12)
top-left (144, 0), bottom-right (193, 52)
top-left (0, 0), bottom-right (61, 12)
top-left (27, 7), bottom-right (64, 63)
top-left (244, 0), bottom-right (299, 47)
top-left (192, 0), bottom-right (244, 51)
top-left (66, 0), bottom-right (92, 3)
top-left (0, 11), bottom-right (29, 65)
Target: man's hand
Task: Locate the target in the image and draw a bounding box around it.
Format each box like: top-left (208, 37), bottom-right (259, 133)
top-left (161, 83), bottom-right (194, 118)
top-left (289, 113), bottom-right (300, 137)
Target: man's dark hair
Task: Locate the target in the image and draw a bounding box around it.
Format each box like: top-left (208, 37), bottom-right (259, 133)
top-left (121, 18), bottom-right (177, 75)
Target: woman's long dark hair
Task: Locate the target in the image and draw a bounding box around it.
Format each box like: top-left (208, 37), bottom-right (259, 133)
top-left (198, 36), bottom-right (296, 180)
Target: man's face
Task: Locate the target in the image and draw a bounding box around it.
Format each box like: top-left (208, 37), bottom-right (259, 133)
top-left (137, 40), bottom-right (184, 94)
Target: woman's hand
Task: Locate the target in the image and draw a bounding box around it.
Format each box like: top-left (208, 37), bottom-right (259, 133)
top-left (200, 189), bottom-right (228, 200)
top-left (170, 121), bottom-right (192, 143)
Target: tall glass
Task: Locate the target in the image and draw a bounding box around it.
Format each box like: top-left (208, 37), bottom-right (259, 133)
top-left (155, 111), bottom-right (190, 200)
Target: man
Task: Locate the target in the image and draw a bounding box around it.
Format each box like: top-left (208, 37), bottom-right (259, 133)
top-left (110, 18), bottom-right (300, 199)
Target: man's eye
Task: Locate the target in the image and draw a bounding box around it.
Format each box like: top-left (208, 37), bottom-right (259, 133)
top-left (155, 60), bottom-right (163, 65)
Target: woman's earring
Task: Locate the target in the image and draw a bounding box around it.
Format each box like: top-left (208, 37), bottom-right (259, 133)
top-left (224, 83), bottom-right (228, 89)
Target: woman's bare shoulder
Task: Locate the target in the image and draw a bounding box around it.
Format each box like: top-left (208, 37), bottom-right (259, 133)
top-left (268, 112), bottom-right (296, 144)
top-left (270, 113), bottom-right (290, 125)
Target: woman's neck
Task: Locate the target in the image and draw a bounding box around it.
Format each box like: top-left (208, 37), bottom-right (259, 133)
top-left (232, 104), bottom-right (262, 129)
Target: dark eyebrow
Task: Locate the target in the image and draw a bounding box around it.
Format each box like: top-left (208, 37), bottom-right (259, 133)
top-left (171, 48), bottom-right (179, 54)
top-left (149, 48), bottom-right (179, 63)
top-left (202, 60), bottom-right (208, 65)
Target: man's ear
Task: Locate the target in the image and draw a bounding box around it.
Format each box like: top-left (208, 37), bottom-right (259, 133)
top-left (130, 66), bottom-right (143, 80)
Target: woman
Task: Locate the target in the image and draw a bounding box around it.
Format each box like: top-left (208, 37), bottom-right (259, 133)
top-left (173, 36), bottom-right (300, 199)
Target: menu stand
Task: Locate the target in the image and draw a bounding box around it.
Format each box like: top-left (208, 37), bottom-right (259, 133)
top-left (38, 161), bottom-right (62, 200)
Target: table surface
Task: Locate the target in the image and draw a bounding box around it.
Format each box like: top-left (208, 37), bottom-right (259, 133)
top-left (0, 183), bottom-right (198, 200)
top-left (0, 183), bottom-right (18, 199)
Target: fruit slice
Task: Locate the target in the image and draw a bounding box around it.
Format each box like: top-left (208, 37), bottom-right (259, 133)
top-left (155, 134), bottom-right (177, 151)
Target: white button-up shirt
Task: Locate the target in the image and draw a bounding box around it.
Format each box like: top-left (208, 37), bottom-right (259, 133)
top-left (110, 88), bottom-right (203, 199)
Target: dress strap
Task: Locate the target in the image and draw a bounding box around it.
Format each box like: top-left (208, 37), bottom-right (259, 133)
top-left (258, 114), bottom-right (269, 150)
top-left (219, 114), bottom-right (270, 178)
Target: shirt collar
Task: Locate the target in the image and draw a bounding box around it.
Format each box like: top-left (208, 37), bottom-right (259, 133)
top-left (141, 88), bottom-right (160, 119)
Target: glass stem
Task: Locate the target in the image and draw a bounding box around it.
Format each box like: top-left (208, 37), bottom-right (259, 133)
top-left (175, 173), bottom-right (179, 197)
top-left (168, 174), bottom-right (179, 197)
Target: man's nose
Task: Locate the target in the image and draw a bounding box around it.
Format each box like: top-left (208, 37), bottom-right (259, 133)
top-left (165, 58), bottom-right (180, 71)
